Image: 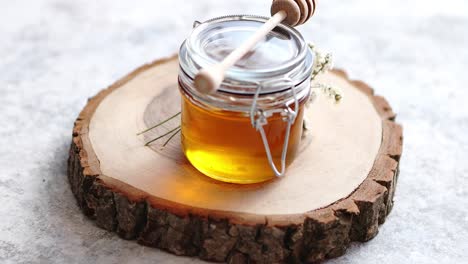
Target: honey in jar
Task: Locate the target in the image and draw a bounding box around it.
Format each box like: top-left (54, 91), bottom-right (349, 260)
top-left (178, 15), bottom-right (314, 184)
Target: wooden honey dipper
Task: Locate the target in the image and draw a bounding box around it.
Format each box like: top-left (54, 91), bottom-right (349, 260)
top-left (194, 0), bottom-right (316, 93)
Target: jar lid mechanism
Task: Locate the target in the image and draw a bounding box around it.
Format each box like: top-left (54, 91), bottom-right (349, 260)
top-left (249, 78), bottom-right (299, 177)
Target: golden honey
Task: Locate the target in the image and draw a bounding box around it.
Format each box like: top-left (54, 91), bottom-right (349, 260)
top-left (178, 15), bottom-right (314, 183)
top-left (180, 83), bottom-right (308, 183)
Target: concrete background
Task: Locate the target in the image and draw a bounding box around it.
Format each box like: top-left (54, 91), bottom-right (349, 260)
top-left (1, 0), bottom-right (467, 263)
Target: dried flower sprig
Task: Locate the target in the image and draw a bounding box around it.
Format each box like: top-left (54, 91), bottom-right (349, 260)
top-left (137, 112), bottom-right (181, 146)
top-left (144, 126), bottom-right (181, 146)
top-left (162, 127), bottom-right (181, 147)
top-left (313, 83), bottom-right (343, 103)
top-left (137, 112), bottom-right (180, 136)
top-left (303, 43), bottom-right (342, 132)
top-left (309, 43), bottom-right (334, 80)
top-left (308, 42), bottom-right (342, 104)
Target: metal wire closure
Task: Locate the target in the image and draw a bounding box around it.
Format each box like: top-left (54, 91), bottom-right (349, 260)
top-left (249, 78), bottom-right (299, 177)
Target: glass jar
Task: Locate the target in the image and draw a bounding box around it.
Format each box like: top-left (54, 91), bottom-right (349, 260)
top-left (178, 15), bottom-right (314, 184)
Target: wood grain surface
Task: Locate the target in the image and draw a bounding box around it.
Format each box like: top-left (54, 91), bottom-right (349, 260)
top-left (68, 56), bottom-right (403, 263)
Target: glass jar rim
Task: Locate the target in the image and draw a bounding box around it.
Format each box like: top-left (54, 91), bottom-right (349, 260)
top-left (179, 15), bottom-right (314, 96)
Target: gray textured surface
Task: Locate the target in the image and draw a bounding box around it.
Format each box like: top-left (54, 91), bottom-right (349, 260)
top-left (1, 0), bottom-right (467, 263)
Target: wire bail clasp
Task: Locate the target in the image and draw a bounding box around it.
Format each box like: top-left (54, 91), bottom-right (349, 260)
top-left (249, 78), bottom-right (299, 177)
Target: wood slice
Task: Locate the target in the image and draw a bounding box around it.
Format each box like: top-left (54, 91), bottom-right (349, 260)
top-left (68, 55), bottom-right (403, 263)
